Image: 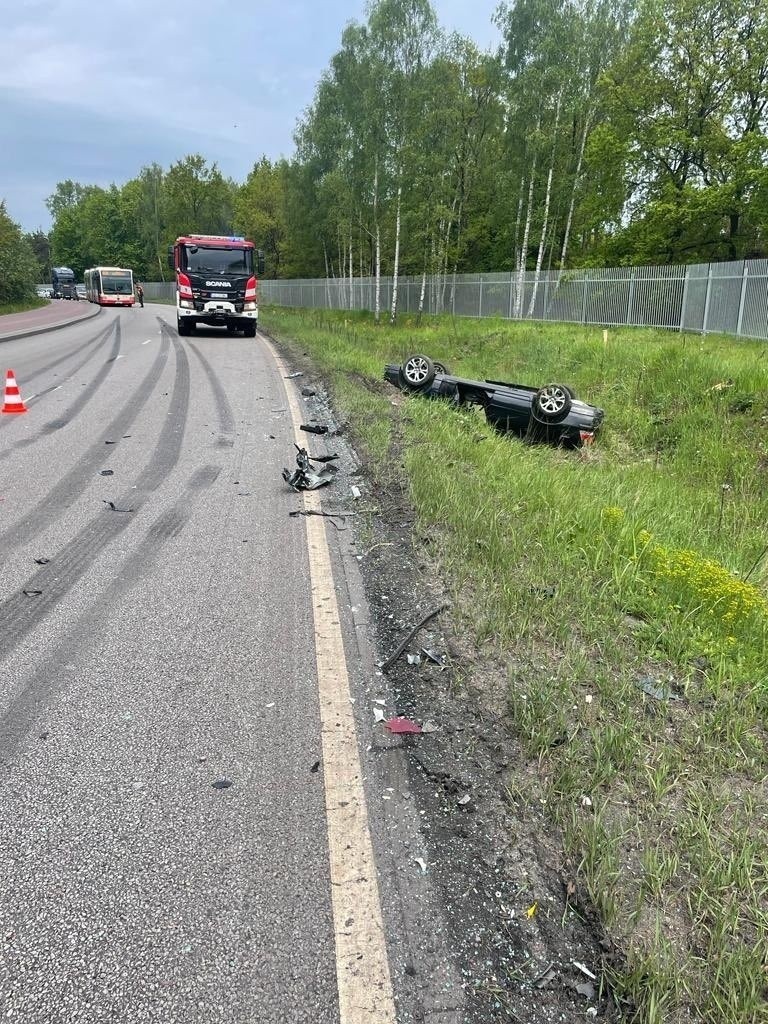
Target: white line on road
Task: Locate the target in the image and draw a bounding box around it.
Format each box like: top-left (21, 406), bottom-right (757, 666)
top-left (268, 338), bottom-right (397, 1024)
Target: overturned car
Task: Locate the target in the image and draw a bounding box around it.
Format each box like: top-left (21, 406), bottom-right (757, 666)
top-left (384, 353), bottom-right (604, 448)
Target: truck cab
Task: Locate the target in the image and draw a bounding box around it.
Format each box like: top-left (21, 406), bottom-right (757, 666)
top-left (168, 235), bottom-right (265, 337)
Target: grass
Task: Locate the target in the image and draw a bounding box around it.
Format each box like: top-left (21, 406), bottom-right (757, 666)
top-left (262, 305), bottom-right (768, 1024)
top-left (0, 297), bottom-right (49, 316)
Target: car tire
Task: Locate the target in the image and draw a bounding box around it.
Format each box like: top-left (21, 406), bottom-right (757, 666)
top-left (400, 353), bottom-right (436, 390)
top-left (532, 383), bottom-right (573, 422)
top-left (433, 360), bottom-right (451, 375)
top-left (244, 323), bottom-right (257, 337)
top-left (177, 318), bottom-right (191, 336)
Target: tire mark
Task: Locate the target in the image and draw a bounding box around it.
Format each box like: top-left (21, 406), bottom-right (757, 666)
top-left (0, 332), bottom-right (190, 668)
top-left (0, 328), bottom-right (170, 559)
top-left (180, 326), bottom-right (236, 447)
top-left (0, 462), bottom-right (222, 760)
top-left (0, 319), bottom-right (116, 432)
top-left (41, 319), bottom-right (121, 432)
top-left (0, 321), bottom-right (119, 453)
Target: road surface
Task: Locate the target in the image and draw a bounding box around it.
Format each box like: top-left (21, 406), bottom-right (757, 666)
top-left (0, 307), bottom-right (463, 1024)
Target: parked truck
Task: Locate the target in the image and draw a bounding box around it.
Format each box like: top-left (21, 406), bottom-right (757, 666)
top-left (51, 266), bottom-right (79, 300)
top-left (167, 235), bottom-right (264, 336)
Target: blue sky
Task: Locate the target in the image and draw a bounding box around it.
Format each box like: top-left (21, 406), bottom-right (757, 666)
top-left (2, 1), bottom-right (502, 232)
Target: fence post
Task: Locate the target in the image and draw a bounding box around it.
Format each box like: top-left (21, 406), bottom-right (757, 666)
top-left (627, 268), bottom-right (636, 325)
top-left (508, 272), bottom-right (515, 320)
top-left (478, 275), bottom-right (484, 319)
top-left (581, 272), bottom-right (589, 324)
top-left (679, 266), bottom-right (690, 331)
top-left (702, 263), bottom-right (713, 334)
top-left (736, 263), bottom-right (749, 337)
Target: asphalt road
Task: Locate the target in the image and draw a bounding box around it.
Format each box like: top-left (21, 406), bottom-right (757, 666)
top-left (0, 307), bottom-right (464, 1023)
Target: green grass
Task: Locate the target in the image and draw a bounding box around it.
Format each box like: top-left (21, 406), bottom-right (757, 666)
top-left (0, 297), bottom-right (49, 316)
top-left (263, 305), bottom-right (768, 1024)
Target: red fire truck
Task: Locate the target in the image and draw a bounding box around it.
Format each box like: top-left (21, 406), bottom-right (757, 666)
top-left (168, 235), bottom-right (264, 336)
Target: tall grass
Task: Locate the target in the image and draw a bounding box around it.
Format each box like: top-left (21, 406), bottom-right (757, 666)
top-left (264, 306), bottom-right (768, 1023)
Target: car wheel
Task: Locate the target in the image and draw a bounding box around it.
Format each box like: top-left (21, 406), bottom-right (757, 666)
top-left (433, 360), bottom-right (451, 375)
top-left (177, 318), bottom-right (190, 336)
top-left (532, 383), bottom-right (573, 421)
top-left (400, 353), bottom-right (436, 390)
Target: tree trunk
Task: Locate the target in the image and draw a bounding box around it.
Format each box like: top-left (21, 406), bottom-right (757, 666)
top-left (527, 94), bottom-right (562, 317)
top-left (389, 184), bottom-right (402, 325)
top-left (373, 157), bottom-right (381, 325)
top-left (560, 107), bottom-right (591, 270)
top-left (516, 169), bottom-right (536, 318)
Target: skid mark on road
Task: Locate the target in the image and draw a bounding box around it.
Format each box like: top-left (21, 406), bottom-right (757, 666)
top-left (0, 331), bottom-right (190, 664)
top-left (0, 321), bottom-right (120, 454)
top-left (0, 329), bottom-right (172, 559)
top-left (0, 462), bottom-right (222, 760)
top-left (265, 336), bottom-right (397, 1024)
top-left (0, 320), bottom-right (116, 432)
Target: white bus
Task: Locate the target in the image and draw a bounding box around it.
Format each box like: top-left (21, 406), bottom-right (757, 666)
top-left (84, 267), bottom-right (135, 307)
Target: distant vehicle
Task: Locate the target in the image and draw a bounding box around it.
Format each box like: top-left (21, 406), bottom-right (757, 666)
top-left (35, 286), bottom-right (52, 299)
top-left (51, 266), bottom-right (78, 300)
top-left (168, 234), bottom-right (264, 336)
top-left (84, 267), bottom-right (135, 306)
top-left (75, 284), bottom-right (86, 299)
top-left (386, 353), bottom-right (605, 448)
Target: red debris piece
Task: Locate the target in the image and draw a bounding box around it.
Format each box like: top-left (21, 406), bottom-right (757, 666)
top-left (385, 717), bottom-right (422, 735)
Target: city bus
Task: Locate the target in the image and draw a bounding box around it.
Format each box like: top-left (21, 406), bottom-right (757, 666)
top-left (84, 267), bottom-right (136, 306)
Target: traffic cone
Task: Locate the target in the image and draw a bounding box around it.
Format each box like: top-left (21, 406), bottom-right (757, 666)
top-left (1, 370), bottom-right (28, 414)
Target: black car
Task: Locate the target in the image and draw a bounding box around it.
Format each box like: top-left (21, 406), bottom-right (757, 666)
top-left (385, 353), bottom-right (604, 448)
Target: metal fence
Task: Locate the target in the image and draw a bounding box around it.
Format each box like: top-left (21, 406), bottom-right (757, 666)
top-left (255, 259), bottom-right (768, 341)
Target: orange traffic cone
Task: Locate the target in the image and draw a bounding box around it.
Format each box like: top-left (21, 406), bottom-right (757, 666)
top-left (1, 370), bottom-right (28, 414)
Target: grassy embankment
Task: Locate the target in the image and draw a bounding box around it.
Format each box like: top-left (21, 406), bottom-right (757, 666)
top-left (0, 297), bottom-right (49, 316)
top-left (263, 305), bottom-right (768, 1024)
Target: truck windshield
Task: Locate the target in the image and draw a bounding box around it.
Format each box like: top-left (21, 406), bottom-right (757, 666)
top-left (184, 247), bottom-right (252, 276)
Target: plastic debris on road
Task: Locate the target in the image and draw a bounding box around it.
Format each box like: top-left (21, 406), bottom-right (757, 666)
top-left (406, 652), bottom-right (421, 666)
top-left (300, 423), bottom-right (328, 434)
top-left (351, 485), bottom-right (362, 500)
top-left (373, 707), bottom-right (386, 723)
top-left (283, 445), bottom-right (338, 491)
top-left (415, 857), bottom-right (428, 874)
top-left (211, 779), bottom-right (233, 790)
top-left (284, 371), bottom-right (303, 378)
top-left (385, 717), bottom-right (422, 735)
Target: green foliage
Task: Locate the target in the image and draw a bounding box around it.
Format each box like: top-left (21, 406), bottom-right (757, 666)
top-left (0, 201), bottom-right (40, 303)
top-left (42, 0), bottom-right (768, 278)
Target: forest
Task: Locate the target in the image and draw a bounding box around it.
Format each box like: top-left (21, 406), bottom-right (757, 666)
top-left (29, 0), bottom-right (768, 292)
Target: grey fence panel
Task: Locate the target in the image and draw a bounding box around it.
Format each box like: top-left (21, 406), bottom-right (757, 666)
top-left (143, 282), bottom-right (174, 301)
top-left (228, 258), bottom-right (768, 341)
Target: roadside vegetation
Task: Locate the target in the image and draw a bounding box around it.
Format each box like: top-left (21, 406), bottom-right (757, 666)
top-left (0, 201), bottom-right (44, 314)
top-left (264, 305), bottom-right (768, 1024)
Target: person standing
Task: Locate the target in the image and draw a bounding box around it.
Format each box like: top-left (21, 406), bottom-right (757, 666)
top-left (136, 283), bottom-right (144, 308)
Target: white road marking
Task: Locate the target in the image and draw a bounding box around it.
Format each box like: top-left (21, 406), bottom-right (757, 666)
top-left (24, 393), bottom-right (37, 402)
top-left (267, 338), bottom-right (397, 1024)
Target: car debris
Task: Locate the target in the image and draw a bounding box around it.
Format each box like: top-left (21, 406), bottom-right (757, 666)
top-left (23, 589), bottom-right (43, 597)
top-left (300, 423), bottom-right (328, 435)
top-left (282, 445), bottom-right (338, 491)
top-left (421, 720), bottom-right (441, 734)
top-left (284, 371), bottom-right (303, 379)
top-left (406, 653), bottom-right (422, 666)
top-left (415, 857), bottom-right (428, 874)
top-left (385, 717), bottom-right (423, 735)
top-left (384, 353), bottom-right (604, 448)
top-left (573, 962), bottom-right (597, 981)
top-left (420, 648), bottom-right (446, 667)
top-left (380, 604), bottom-right (449, 672)
top-left (635, 676), bottom-right (682, 701)
top-left (33, 557), bottom-right (50, 565)
top-left (373, 707), bottom-right (386, 723)
top-left (350, 485), bottom-right (362, 500)
top-left (102, 500), bottom-right (134, 513)
top-left (301, 387), bottom-right (316, 397)
top-left (100, 469), bottom-right (114, 476)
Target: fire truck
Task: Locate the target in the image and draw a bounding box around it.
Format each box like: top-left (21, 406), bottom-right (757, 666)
top-left (167, 235), bottom-right (264, 336)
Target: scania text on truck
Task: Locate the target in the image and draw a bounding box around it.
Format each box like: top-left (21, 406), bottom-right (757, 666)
top-left (51, 266), bottom-right (78, 300)
top-left (167, 235), bottom-right (265, 337)
top-left (84, 267), bottom-right (136, 306)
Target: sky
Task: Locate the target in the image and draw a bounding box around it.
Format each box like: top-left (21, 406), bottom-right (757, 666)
top-left (1, 0), bottom-right (502, 233)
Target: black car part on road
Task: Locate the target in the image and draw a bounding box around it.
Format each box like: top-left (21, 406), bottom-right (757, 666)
top-left (386, 354), bottom-right (604, 448)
